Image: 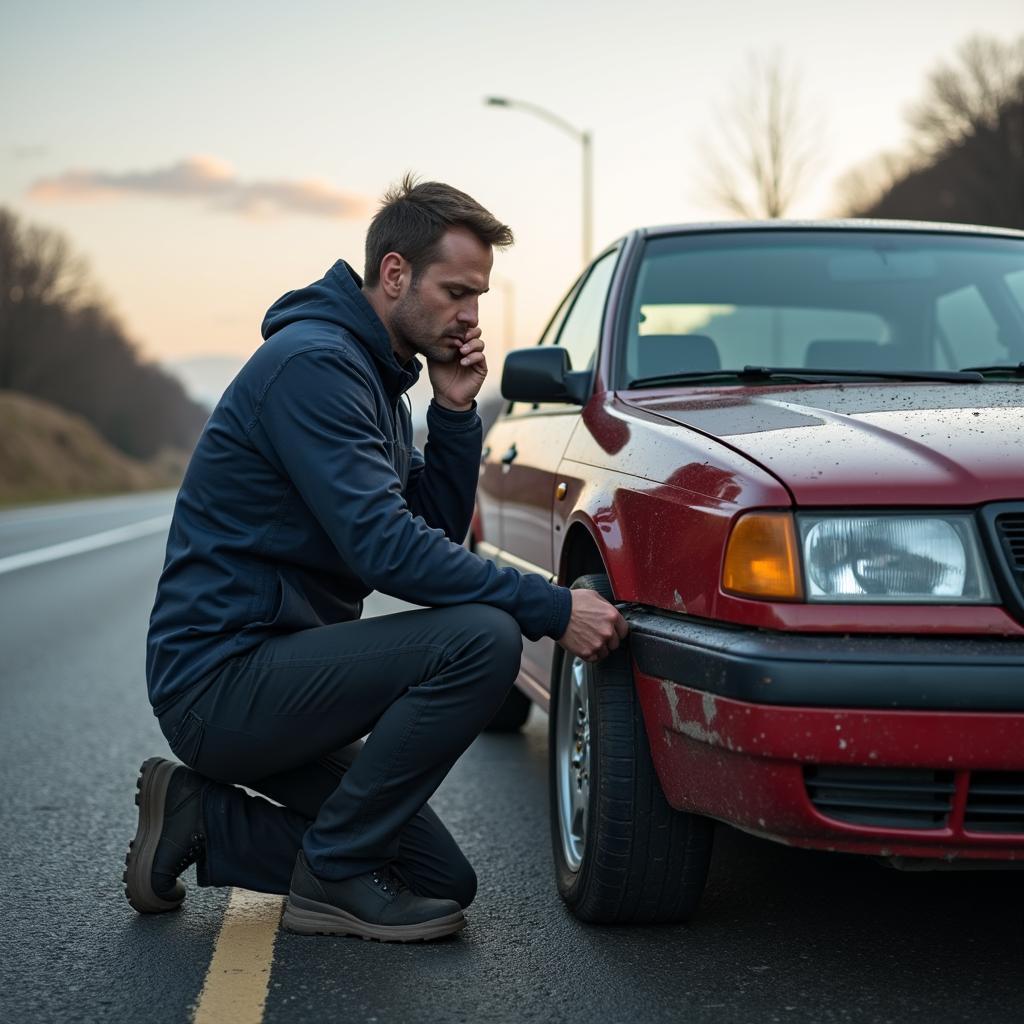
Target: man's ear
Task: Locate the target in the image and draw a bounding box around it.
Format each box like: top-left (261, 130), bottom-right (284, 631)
top-left (378, 252), bottom-right (408, 300)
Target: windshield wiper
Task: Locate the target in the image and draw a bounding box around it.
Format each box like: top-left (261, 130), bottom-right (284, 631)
top-left (627, 365), bottom-right (985, 389)
top-left (958, 363), bottom-right (1024, 378)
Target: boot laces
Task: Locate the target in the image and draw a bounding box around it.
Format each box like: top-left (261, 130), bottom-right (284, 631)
top-left (174, 831), bottom-right (206, 874)
top-left (370, 867), bottom-right (406, 897)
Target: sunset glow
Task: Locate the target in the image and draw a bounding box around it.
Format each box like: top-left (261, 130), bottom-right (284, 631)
top-left (3, 0), bottom-right (1021, 373)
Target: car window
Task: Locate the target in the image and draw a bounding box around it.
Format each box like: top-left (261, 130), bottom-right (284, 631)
top-left (505, 254), bottom-right (616, 416)
top-left (934, 285), bottom-right (1004, 369)
top-left (538, 280), bottom-right (580, 348)
top-left (505, 279), bottom-right (581, 417)
top-left (621, 231), bottom-right (1024, 385)
top-left (1004, 268), bottom-right (1024, 316)
top-left (635, 303), bottom-right (888, 373)
top-left (555, 249), bottom-right (618, 372)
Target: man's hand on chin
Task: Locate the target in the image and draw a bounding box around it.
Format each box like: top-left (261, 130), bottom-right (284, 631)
top-left (429, 326), bottom-right (486, 413)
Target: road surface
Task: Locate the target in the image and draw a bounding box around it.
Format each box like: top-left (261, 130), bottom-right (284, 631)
top-left (1, 491), bottom-right (1021, 1023)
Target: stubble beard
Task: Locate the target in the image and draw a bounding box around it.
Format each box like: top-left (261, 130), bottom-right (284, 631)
top-left (391, 290), bottom-right (460, 365)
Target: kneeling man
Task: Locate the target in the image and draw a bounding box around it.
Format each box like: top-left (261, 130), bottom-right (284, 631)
top-left (125, 175), bottom-right (626, 942)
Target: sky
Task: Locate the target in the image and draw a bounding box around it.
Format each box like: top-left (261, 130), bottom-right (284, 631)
top-left (2, 0), bottom-right (1022, 378)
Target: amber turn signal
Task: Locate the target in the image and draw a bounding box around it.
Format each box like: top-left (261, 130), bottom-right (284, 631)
top-left (722, 511), bottom-right (803, 601)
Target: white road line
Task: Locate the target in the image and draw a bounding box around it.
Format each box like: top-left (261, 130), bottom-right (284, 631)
top-left (193, 889), bottom-right (283, 1024)
top-left (0, 490), bottom-right (175, 528)
top-left (0, 515), bottom-right (172, 576)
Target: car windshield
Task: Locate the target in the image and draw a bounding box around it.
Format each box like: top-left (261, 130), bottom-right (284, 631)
top-left (621, 230), bottom-right (1024, 387)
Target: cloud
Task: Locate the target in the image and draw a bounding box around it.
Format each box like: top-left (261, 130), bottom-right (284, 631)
top-left (27, 155), bottom-right (367, 220)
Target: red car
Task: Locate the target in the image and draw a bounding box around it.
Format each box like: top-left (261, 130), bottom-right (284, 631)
top-left (473, 221), bottom-right (1024, 924)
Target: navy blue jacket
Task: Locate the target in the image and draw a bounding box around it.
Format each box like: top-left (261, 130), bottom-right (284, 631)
top-left (146, 261), bottom-right (572, 714)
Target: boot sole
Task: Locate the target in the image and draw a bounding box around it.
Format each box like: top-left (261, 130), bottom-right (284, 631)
top-left (282, 894), bottom-right (465, 943)
top-left (123, 757), bottom-right (184, 914)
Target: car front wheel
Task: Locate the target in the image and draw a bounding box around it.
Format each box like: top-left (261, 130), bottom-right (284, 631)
top-left (549, 573), bottom-right (714, 924)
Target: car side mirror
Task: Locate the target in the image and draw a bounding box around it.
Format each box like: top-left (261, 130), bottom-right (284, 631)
top-left (500, 347), bottom-right (591, 406)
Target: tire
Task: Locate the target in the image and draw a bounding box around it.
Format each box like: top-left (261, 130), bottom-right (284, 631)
top-left (549, 573), bottom-right (714, 924)
top-left (484, 684), bottom-right (532, 733)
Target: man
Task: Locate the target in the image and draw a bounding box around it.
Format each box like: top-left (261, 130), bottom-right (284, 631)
top-left (125, 176), bottom-right (627, 943)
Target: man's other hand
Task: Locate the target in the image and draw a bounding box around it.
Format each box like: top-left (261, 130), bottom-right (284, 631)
top-left (558, 589), bottom-right (629, 663)
top-left (430, 326), bottom-right (487, 412)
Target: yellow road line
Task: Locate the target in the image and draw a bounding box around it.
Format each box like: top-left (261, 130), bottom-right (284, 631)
top-left (193, 889), bottom-right (284, 1024)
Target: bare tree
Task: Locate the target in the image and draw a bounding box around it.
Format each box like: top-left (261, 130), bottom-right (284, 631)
top-left (909, 35), bottom-right (1024, 154)
top-left (703, 52), bottom-right (821, 219)
top-left (0, 206), bottom-right (208, 458)
top-left (833, 150), bottom-right (915, 218)
top-left (0, 210), bottom-right (88, 389)
top-left (0, 208), bottom-right (87, 310)
top-left (835, 35), bottom-right (1024, 228)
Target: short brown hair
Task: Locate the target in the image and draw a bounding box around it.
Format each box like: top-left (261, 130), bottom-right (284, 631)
top-left (363, 174), bottom-right (513, 287)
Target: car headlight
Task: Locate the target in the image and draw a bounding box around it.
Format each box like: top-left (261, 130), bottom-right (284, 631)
top-left (798, 514), bottom-right (995, 603)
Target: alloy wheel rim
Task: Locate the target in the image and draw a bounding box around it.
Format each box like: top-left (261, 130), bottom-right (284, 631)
top-left (556, 655), bottom-right (591, 872)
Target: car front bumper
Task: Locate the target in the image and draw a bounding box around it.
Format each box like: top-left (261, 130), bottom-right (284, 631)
top-left (628, 610), bottom-right (1024, 861)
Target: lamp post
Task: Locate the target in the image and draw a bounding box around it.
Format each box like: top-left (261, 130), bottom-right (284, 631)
top-left (485, 96), bottom-right (592, 267)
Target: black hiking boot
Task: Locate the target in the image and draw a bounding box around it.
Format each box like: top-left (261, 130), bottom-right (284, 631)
top-left (282, 851), bottom-right (465, 942)
top-left (123, 757), bottom-right (207, 913)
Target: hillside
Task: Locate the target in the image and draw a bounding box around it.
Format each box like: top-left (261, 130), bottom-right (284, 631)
top-left (0, 390), bottom-right (188, 506)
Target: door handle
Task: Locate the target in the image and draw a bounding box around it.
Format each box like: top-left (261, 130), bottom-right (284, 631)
top-left (500, 443), bottom-right (518, 465)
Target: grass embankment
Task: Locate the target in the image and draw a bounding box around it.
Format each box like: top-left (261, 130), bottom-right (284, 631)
top-left (0, 390), bottom-right (188, 507)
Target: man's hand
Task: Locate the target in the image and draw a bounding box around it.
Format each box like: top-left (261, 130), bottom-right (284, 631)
top-left (429, 326), bottom-right (487, 412)
top-left (558, 589), bottom-right (629, 663)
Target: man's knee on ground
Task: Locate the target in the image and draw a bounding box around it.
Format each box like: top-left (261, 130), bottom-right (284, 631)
top-left (449, 859), bottom-right (478, 909)
top-left (396, 855), bottom-right (477, 909)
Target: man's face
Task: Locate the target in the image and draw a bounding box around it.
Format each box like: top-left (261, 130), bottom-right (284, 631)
top-left (389, 227), bottom-right (492, 364)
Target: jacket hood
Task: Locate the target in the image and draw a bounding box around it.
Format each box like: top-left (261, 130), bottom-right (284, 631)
top-left (261, 260), bottom-right (420, 398)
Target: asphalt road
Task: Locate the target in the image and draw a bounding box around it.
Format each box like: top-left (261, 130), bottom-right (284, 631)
top-left (1, 491), bottom-right (1023, 1024)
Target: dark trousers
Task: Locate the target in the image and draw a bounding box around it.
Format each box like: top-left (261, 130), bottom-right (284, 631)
top-left (157, 603), bottom-right (523, 908)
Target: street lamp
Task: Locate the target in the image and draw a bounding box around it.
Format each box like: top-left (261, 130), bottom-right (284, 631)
top-left (485, 96), bottom-right (592, 266)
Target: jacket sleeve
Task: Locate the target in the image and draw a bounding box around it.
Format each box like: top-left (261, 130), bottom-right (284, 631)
top-left (248, 348), bottom-right (572, 642)
top-left (404, 399), bottom-right (480, 544)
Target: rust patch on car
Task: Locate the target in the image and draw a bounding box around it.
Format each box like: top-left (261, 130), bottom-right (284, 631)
top-left (660, 680), bottom-right (722, 745)
top-left (702, 692), bottom-right (718, 724)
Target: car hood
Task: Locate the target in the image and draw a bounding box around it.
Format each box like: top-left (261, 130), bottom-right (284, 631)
top-left (622, 383), bottom-right (1024, 505)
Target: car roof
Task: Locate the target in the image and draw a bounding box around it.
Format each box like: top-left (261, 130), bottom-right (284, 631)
top-left (636, 218), bottom-right (1024, 242)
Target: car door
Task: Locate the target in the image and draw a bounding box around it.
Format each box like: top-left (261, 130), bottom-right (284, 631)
top-left (474, 416), bottom-right (506, 554)
top-left (476, 270), bottom-right (583, 558)
top-left (499, 248), bottom-right (620, 692)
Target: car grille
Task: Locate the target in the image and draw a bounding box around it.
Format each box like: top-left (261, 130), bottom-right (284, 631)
top-left (804, 766), bottom-right (955, 830)
top-left (996, 512), bottom-right (1024, 572)
top-left (806, 766), bottom-right (1024, 834)
top-left (965, 772), bottom-right (1024, 833)
top-left (981, 504), bottom-right (1024, 622)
